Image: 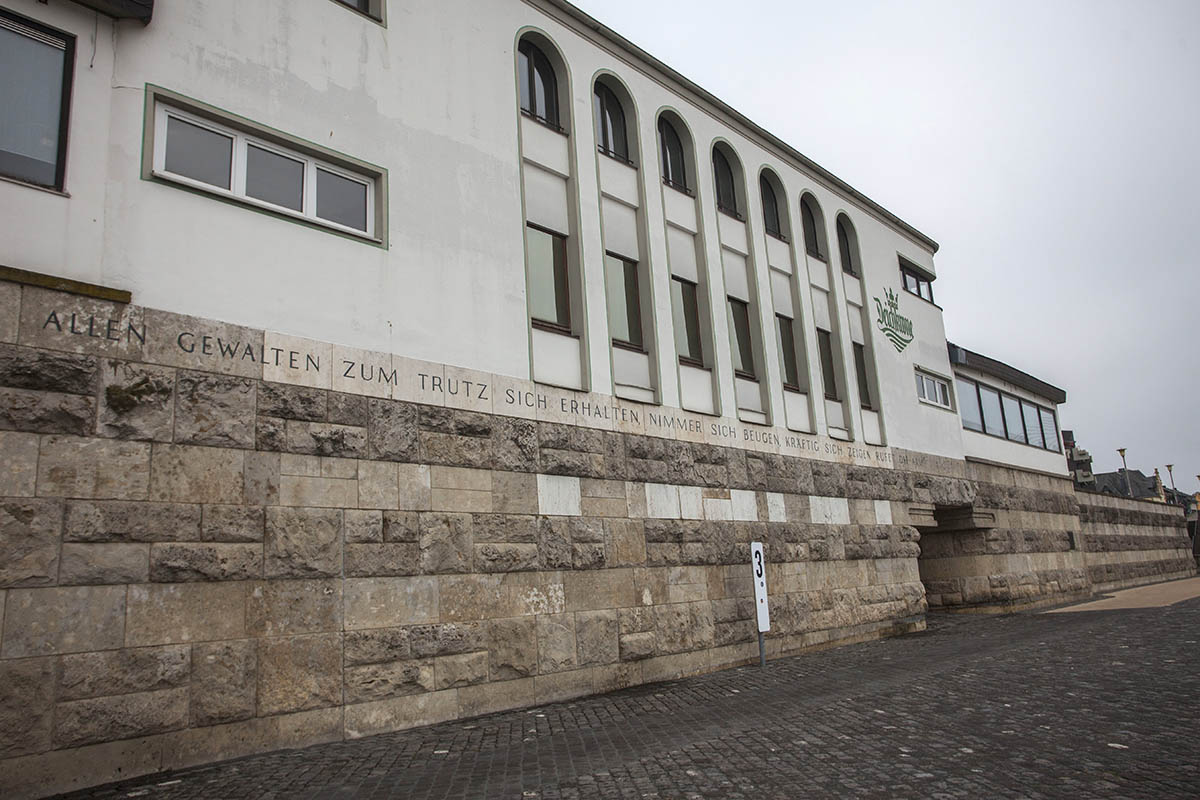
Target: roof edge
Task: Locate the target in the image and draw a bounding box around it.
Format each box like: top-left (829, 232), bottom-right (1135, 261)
top-left (947, 342), bottom-right (1067, 405)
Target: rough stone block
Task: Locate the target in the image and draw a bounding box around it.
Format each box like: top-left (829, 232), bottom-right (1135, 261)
top-left (344, 627), bottom-right (411, 665)
top-left (383, 510), bottom-right (419, 542)
top-left (2, 585), bottom-right (126, 657)
top-left (256, 415), bottom-right (286, 450)
top-left (0, 343), bottom-right (97, 394)
top-left (572, 543), bottom-right (606, 569)
top-left (0, 430), bottom-right (38, 496)
top-left (149, 444), bottom-right (244, 504)
top-left (537, 613), bottom-right (577, 673)
top-left (488, 616), bottom-right (537, 680)
top-left (575, 609), bottom-right (619, 667)
top-left (538, 517), bottom-right (573, 569)
top-left (173, 372), bottom-right (256, 448)
top-left (59, 543), bottom-right (148, 584)
top-left (605, 519), bottom-right (646, 567)
top-left (329, 392), bottom-right (369, 426)
top-left (0, 281), bottom-right (15, 343)
top-left (358, 460), bottom-right (399, 509)
top-left (59, 644), bottom-right (190, 701)
top-left (150, 543), bottom-right (262, 582)
top-left (265, 507), bottom-right (343, 578)
top-left (258, 382), bottom-right (327, 422)
top-left (474, 513), bottom-right (537, 543)
top-left (345, 543), bottom-right (419, 576)
top-left (202, 504), bottom-right (264, 542)
top-left (246, 579), bottom-right (342, 638)
top-left (96, 360), bottom-right (176, 442)
top-left (285, 420), bottom-right (367, 458)
top-left (475, 542), bottom-right (539, 573)
top-left (410, 622), bottom-right (480, 657)
top-left (65, 499), bottom-right (200, 542)
top-left (419, 512), bottom-right (473, 573)
top-left (619, 631), bottom-right (656, 661)
top-left (125, 582), bottom-right (245, 646)
top-left (343, 576), bottom-right (439, 630)
top-left (55, 687), bottom-right (189, 748)
top-left (38, 435), bottom-right (150, 499)
top-left (344, 660), bottom-right (433, 703)
top-left (368, 398), bottom-right (418, 461)
top-left (257, 633), bottom-right (343, 716)
top-left (0, 385), bottom-right (94, 435)
top-left (0, 498), bottom-right (62, 588)
top-left (0, 656), bottom-right (55, 758)
top-left (192, 640), bottom-right (257, 726)
top-left (434, 651), bottom-right (488, 689)
top-left (345, 509), bottom-right (384, 543)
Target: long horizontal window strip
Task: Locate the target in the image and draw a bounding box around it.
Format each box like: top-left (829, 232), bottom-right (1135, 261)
top-left (956, 374), bottom-right (1061, 452)
top-left (151, 103), bottom-right (378, 238)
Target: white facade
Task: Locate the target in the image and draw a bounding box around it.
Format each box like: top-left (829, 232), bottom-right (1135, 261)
top-left (1, 0), bottom-right (977, 464)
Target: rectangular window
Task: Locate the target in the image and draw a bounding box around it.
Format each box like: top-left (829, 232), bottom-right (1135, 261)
top-left (916, 370), bottom-right (951, 409)
top-left (1021, 399), bottom-right (1045, 448)
top-left (817, 329), bottom-right (839, 401)
top-left (853, 343), bottom-right (872, 409)
top-left (332, 0), bottom-right (384, 22)
top-left (0, 10), bottom-right (74, 190)
top-left (526, 225), bottom-right (570, 330)
top-left (900, 260), bottom-right (934, 303)
top-left (957, 378), bottom-right (984, 432)
top-left (671, 276), bottom-right (704, 365)
top-left (776, 315), bottom-right (800, 390)
top-left (150, 101), bottom-right (381, 239)
top-left (727, 298), bottom-right (755, 378)
top-left (1001, 393), bottom-right (1025, 443)
top-left (1040, 407), bottom-right (1060, 451)
top-left (979, 384), bottom-right (1005, 436)
top-left (604, 253), bottom-right (643, 349)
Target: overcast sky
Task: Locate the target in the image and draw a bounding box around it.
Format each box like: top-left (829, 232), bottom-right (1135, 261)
top-left (571, 0), bottom-right (1200, 493)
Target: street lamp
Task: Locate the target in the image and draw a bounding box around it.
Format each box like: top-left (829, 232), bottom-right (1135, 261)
top-left (1118, 448), bottom-right (1133, 497)
top-left (1166, 464), bottom-right (1177, 494)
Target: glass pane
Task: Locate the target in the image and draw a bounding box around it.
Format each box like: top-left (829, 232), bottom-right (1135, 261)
top-left (838, 221), bottom-right (854, 275)
top-left (921, 281), bottom-right (933, 302)
top-left (979, 386), bottom-right (1005, 436)
top-left (671, 278), bottom-right (702, 362)
top-left (526, 226), bottom-right (569, 327)
top-left (915, 372), bottom-right (926, 400)
top-left (1022, 400), bottom-right (1044, 448)
top-left (605, 255), bottom-right (641, 347)
top-left (957, 379), bottom-right (983, 431)
top-left (801, 201), bottom-right (820, 257)
top-left (0, 24), bottom-right (65, 187)
top-left (1040, 408), bottom-right (1059, 450)
top-left (818, 329), bottom-right (838, 400)
top-left (1002, 394), bottom-right (1025, 442)
top-left (165, 116), bottom-right (232, 190)
top-left (937, 380), bottom-right (949, 407)
top-left (518, 47), bottom-right (531, 113)
top-left (854, 343), bottom-right (871, 408)
top-left (246, 144), bottom-right (304, 212)
top-left (316, 168), bottom-right (368, 231)
top-left (728, 299), bottom-right (754, 376)
top-left (903, 271), bottom-right (918, 294)
top-left (761, 178), bottom-right (780, 236)
top-left (714, 151), bottom-right (737, 213)
top-left (776, 316), bottom-right (799, 388)
top-left (660, 119), bottom-right (686, 187)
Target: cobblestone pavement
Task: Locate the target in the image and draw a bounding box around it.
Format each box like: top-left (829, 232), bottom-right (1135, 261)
top-left (58, 596), bottom-right (1200, 799)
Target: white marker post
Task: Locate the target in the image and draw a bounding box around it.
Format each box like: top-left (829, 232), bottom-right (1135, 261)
top-left (750, 541), bottom-right (770, 668)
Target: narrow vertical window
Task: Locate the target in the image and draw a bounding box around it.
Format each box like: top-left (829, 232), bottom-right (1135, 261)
top-left (727, 298), bottom-right (755, 378)
top-left (800, 196), bottom-right (823, 259)
top-left (1001, 394), bottom-right (1025, 443)
top-left (837, 216), bottom-right (859, 276)
top-left (526, 224), bottom-right (570, 329)
top-left (1040, 408), bottom-right (1059, 451)
top-left (761, 176), bottom-right (782, 238)
top-left (671, 276), bottom-right (704, 364)
top-left (853, 343), bottom-right (872, 408)
top-left (817, 329), bottom-right (839, 401)
top-left (658, 117), bottom-right (687, 191)
top-left (518, 39), bottom-right (559, 129)
top-left (0, 10), bottom-right (74, 190)
top-left (957, 378), bottom-right (984, 432)
top-left (713, 149), bottom-right (739, 216)
top-left (1021, 400), bottom-right (1045, 448)
top-left (604, 253), bottom-right (642, 349)
top-left (979, 385), bottom-right (1005, 436)
top-left (593, 83), bottom-right (629, 162)
top-left (776, 315), bottom-right (800, 389)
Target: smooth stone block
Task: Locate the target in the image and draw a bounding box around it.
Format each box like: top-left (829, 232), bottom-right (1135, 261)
top-left (2, 585), bottom-right (126, 657)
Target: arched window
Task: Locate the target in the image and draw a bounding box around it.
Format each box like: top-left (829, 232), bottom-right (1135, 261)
top-left (593, 83), bottom-right (628, 161)
top-left (713, 148), bottom-right (738, 216)
top-left (800, 194), bottom-right (824, 259)
top-left (658, 117), bottom-right (687, 191)
top-left (761, 175), bottom-right (782, 239)
top-left (518, 39), bottom-right (559, 128)
top-left (836, 215), bottom-right (859, 276)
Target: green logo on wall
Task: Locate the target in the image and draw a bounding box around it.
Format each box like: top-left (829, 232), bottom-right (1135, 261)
top-left (874, 288), bottom-right (914, 353)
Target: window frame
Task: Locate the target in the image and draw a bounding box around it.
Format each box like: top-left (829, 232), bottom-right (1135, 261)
top-left (525, 222), bottom-right (572, 333)
top-left (915, 369), bottom-right (953, 410)
top-left (776, 314), bottom-right (801, 392)
top-left (853, 342), bottom-right (873, 409)
top-left (329, 0), bottom-right (386, 24)
top-left (518, 39), bottom-right (562, 133)
top-left (593, 82), bottom-right (632, 166)
top-left (0, 8), bottom-right (75, 192)
top-left (899, 259), bottom-right (935, 304)
top-left (954, 374), bottom-right (1063, 452)
top-left (671, 275), bottom-right (705, 367)
top-left (760, 175), bottom-right (785, 241)
top-left (800, 196), bottom-right (825, 260)
top-left (604, 251), bottom-right (643, 351)
top-left (816, 328), bottom-right (839, 401)
top-left (713, 148), bottom-right (742, 220)
top-left (836, 216), bottom-right (859, 277)
top-left (727, 296), bottom-right (756, 380)
top-left (150, 102), bottom-right (379, 240)
top-left (658, 117), bottom-right (690, 194)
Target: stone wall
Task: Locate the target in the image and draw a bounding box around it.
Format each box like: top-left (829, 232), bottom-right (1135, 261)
top-left (0, 281), bottom-right (943, 798)
top-left (1076, 491), bottom-right (1195, 593)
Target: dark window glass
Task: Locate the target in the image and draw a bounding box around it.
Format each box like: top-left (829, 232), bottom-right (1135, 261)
top-left (0, 12), bottom-right (73, 189)
top-left (246, 144), bottom-right (304, 212)
top-left (593, 83), bottom-right (628, 162)
top-left (776, 315), bottom-right (800, 389)
top-left (1022, 400), bottom-right (1045, 448)
top-left (761, 176), bottom-right (782, 238)
top-left (658, 117), bottom-right (687, 190)
top-left (671, 276), bottom-right (703, 363)
top-left (713, 148), bottom-right (738, 216)
top-left (1040, 408), bottom-right (1059, 451)
top-left (728, 298), bottom-right (755, 377)
top-left (1001, 394), bottom-right (1025, 443)
top-left (518, 39), bottom-right (558, 128)
top-left (316, 168), bottom-right (367, 231)
top-left (165, 116), bottom-right (233, 190)
top-left (526, 225), bottom-right (570, 328)
top-left (817, 328), bottom-right (838, 400)
top-left (604, 253), bottom-right (642, 348)
top-left (853, 342), bottom-right (872, 408)
top-left (801, 197), bottom-right (822, 258)
top-left (979, 385), bottom-right (1005, 436)
top-left (334, 0), bottom-right (377, 16)
top-left (957, 378), bottom-right (983, 432)
top-left (900, 263), bottom-right (935, 303)
top-left (837, 217), bottom-right (857, 275)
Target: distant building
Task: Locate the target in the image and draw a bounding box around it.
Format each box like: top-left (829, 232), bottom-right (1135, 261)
top-left (1061, 430), bottom-right (1096, 489)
